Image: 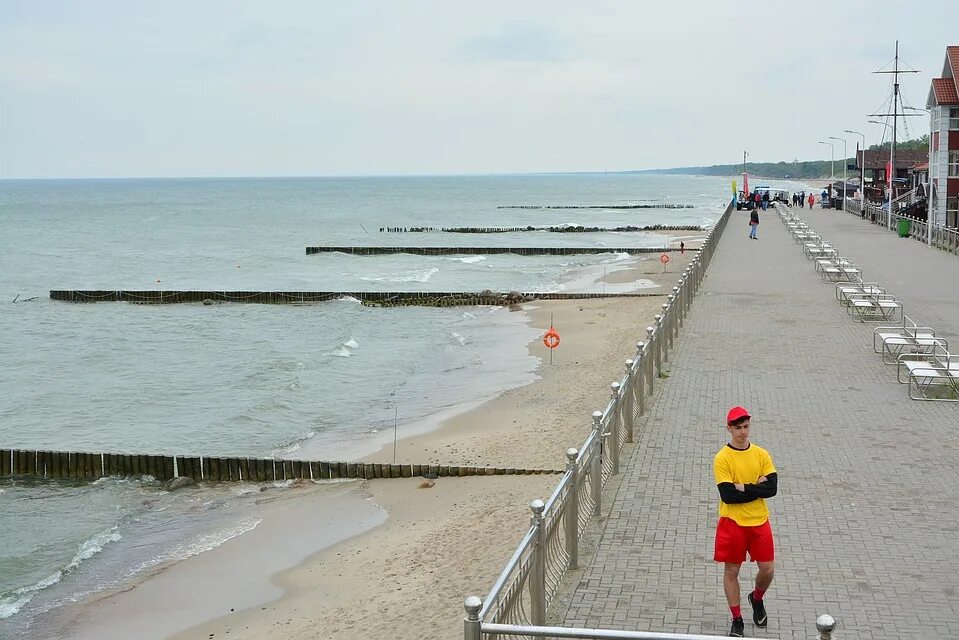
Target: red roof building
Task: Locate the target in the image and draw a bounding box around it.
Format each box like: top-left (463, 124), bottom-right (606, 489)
top-left (925, 45), bottom-right (959, 227)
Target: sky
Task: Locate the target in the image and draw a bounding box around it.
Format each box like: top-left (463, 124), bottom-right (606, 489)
top-left (2, 1), bottom-right (958, 179)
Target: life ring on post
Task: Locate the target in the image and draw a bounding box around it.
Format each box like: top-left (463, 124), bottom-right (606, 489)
top-left (543, 328), bottom-right (560, 349)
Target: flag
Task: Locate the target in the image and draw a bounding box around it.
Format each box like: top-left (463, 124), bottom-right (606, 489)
top-left (742, 172), bottom-right (749, 195)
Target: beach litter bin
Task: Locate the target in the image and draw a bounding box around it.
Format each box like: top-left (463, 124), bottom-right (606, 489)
top-left (897, 217), bottom-right (911, 237)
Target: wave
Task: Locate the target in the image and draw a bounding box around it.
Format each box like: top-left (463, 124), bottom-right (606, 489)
top-left (343, 337), bottom-right (359, 349)
top-left (449, 332), bottom-right (466, 347)
top-left (447, 255), bottom-right (486, 264)
top-left (0, 526), bottom-right (122, 620)
top-left (330, 347), bottom-right (351, 358)
top-left (359, 267), bottom-right (438, 283)
top-left (130, 518), bottom-right (261, 575)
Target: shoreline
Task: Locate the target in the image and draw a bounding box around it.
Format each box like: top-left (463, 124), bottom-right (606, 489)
top-left (29, 249), bottom-right (702, 640)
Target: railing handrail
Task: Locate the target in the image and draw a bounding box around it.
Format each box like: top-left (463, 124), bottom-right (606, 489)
top-left (479, 622), bottom-right (770, 639)
top-left (468, 198), bottom-right (737, 635)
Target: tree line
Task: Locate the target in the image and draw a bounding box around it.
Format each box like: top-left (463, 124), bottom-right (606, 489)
top-left (636, 136), bottom-right (929, 179)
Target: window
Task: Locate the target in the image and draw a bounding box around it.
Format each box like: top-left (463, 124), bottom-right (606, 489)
top-left (951, 107), bottom-right (959, 130)
top-left (950, 150), bottom-right (959, 177)
top-left (947, 197), bottom-right (959, 228)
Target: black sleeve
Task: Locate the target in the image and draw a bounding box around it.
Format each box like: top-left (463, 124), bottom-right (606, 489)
top-left (743, 472), bottom-right (778, 499)
top-left (717, 482), bottom-right (757, 504)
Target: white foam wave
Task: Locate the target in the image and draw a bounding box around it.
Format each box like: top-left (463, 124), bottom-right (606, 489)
top-left (461, 312), bottom-right (475, 319)
top-left (360, 267), bottom-right (439, 283)
top-left (343, 338), bottom-right (359, 349)
top-left (131, 518), bottom-right (261, 575)
top-left (448, 256), bottom-right (486, 264)
top-left (450, 332), bottom-right (466, 346)
top-left (330, 347), bottom-right (351, 358)
top-left (0, 526), bottom-right (122, 620)
top-left (334, 295), bottom-right (361, 304)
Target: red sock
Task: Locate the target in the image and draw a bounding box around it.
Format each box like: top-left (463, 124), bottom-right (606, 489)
top-left (752, 587), bottom-right (766, 601)
top-left (730, 605), bottom-right (742, 620)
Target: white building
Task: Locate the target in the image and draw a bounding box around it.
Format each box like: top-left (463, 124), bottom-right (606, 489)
top-left (926, 45), bottom-right (959, 228)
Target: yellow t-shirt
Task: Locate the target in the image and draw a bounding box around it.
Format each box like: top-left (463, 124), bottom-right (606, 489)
top-left (713, 443), bottom-right (776, 527)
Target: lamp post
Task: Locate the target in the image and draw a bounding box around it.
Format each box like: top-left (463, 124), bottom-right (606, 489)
top-left (828, 136), bottom-right (847, 206)
top-left (869, 119), bottom-right (894, 229)
top-left (904, 106), bottom-right (933, 246)
top-left (818, 140), bottom-right (835, 201)
top-left (845, 129), bottom-right (866, 209)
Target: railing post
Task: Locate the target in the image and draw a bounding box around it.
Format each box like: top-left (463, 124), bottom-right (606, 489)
top-left (645, 327), bottom-right (655, 392)
top-left (816, 614), bottom-right (836, 639)
top-left (591, 411), bottom-right (603, 516)
top-left (653, 315), bottom-right (663, 377)
top-left (667, 294), bottom-right (677, 346)
top-left (672, 288), bottom-right (683, 336)
top-left (635, 342), bottom-right (646, 417)
top-left (610, 382), bottom-right (621, 475)
top-left (661, 302), bottom-right (671, 357)
top-left (623, 360), bottom-right (634, 443)
top-left (529, 499), bottom-right (546, 626)
top-left (464, 596), bottom-right (483, 640)
top-left (565, 447), bottom-right (579, 569)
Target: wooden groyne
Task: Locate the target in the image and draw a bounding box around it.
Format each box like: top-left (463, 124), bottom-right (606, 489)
top-left (379, 225), bottom-right (704, 233)
top-left (496, 204), bottom-right (695, 209)
top-left (0, 448), bottom-right (561, 483)
top-left (49, 291), bottom-right (666, 306)
top-left (305, 246), bottom-right (697, 256)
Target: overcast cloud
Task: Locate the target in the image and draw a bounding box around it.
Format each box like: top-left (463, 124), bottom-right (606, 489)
top-left (1, 0), bottom-right (957, 178)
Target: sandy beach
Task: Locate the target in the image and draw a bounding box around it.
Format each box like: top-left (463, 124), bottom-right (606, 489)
top-left (40, 247), bottom-right (702, 640)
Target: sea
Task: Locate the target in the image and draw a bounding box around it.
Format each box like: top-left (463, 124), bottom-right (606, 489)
top-left (0, 173), bottom-right (748, 637)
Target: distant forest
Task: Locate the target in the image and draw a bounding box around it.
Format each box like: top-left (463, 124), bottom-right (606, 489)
top-left (638, 135), bottom-right (929, 179)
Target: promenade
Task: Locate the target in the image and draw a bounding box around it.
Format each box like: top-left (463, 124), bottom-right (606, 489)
top-left (554, 205), bottom-right (959, 639)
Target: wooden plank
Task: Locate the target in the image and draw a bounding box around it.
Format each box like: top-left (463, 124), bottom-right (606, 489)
top-left (363, 464), bottom-right (375, 480)
top-left (291, 460), bottom-right (302, 479)
top-left (338, 462), bottom-right (349, 479)
top-left (438, 465), bottom-right (450, 477)
top-left (319, 461), bottom-right (331, 480)
top-left (48, 451), bottom-right (62, 478)
top-left (229, 458), bottom-right (241, 482)
top-left (411, 464), bottom-right (421, 477)
top-left (401, 464), bottom-right (412, 478)
top-left (208, 457), bottom-right (220, 481)
top-left (255, 458), bottom-right (266, 481)
top-left (162, 456), bottom-right (175, 480)
top-left (140, 455), bottom-right (150, 477)
top-left (0, 449), bottom-right (10, 476)
top-left (67, 452), bottom-right (78, 478)
top-left (282, 460), bottom-right (294, 480)
top-left (26, 450), bottom-right (37, 476)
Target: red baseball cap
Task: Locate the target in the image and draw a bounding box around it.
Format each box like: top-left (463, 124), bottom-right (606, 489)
top-left (726, 406), bottom-right (751, 425)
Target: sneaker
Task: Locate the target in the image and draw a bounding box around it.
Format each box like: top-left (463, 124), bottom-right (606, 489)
top-left (748, 592), bottom-right (768, 627)
top-left (729, 617), bottom-right (745, 637)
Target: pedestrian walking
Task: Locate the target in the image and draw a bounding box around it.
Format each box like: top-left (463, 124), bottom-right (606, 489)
top-left (713, 406), bottom-right (777, 637)
top-left (807, 193), bottom-right (815, 209)
top-left (799, 191), bottom-right (805, 208)
top-left (748, 209), bottom-right (759, 239)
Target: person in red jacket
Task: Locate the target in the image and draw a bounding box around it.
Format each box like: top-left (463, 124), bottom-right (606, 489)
top-left (807, 193), bottom-right (815, 209)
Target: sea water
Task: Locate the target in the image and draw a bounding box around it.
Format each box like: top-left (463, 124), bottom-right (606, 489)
top-left (0, 173), bottom-right (733, 635)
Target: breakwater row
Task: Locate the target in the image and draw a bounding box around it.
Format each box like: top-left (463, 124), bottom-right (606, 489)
top-left (0, 448), bottom-right (560, 483)
top-left (379, 224), bottom-right (704, 233)
top-left (496, 204), bottom-right (695, 209)
top-left (49, 290), bottom-right (664, 306)
top-left (305, 246), bottom-right (695, 256)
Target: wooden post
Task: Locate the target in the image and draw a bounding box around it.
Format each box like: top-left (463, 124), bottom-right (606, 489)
top-left (338, 462), bottom-right (348, 478)
top-left (282, 460), bottom-right (293, 480)
top-left (320, 461), bottom-right (332, 479)
top-left (229, 458), bottom-right (241, 481)
top-left (208, 457), bottom-right (220, 481)
top-left (0, 449), bottom-right (9, 476)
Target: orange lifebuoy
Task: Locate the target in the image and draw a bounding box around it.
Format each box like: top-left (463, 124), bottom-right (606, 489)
top-left (543, 328), bottom-right (560, 349)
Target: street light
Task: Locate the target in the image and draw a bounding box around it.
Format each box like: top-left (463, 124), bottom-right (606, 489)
top-left (828, 136), bottom-right (848, 206)
top-left (869, 120), bottom-right (895, 229)
top-left (818, 140), bottom-right (835, 200)
top-left (844, 129), bottom-right (866, 209)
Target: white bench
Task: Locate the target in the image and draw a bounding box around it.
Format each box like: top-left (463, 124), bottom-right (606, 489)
top-left (837, 281), bottom-right (884, 306)
top-left (903, 351), bottom-right (959, 401)
top-left (847, 293), bottom-right (903, 323)
top-left (874, 316), bottom-right (947, 364)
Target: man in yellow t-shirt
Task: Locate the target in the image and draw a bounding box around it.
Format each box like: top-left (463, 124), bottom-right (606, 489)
top-left (713, 406), bottom-right (777, 638)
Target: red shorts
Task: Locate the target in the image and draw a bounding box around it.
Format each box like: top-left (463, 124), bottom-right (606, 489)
top-left (714, 517), bottom-right (774, 563)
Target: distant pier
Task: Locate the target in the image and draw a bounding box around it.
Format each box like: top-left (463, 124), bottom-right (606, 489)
top-left (49, 291), bottom-right (665, 306)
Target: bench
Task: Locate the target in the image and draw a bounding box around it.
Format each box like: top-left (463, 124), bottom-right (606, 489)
top-left (902, 349), bottom-right (959, 401)
top-left (873, 316), bottom-right (947, 364)
top-left (836, 280), bottom-right (884, 306)
top-left (847, 293), bottom-right (903, 323)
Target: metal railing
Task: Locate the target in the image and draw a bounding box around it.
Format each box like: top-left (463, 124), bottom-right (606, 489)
top-left (843, 197), bottom-right (959, 255)
top-left (465, 200), bottom-right (744, 639)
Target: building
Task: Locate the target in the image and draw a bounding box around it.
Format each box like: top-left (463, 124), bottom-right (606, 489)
top-left (855, 149), bottom-right (927, 205)
top-left (926, 45), bottom-right (959, 228)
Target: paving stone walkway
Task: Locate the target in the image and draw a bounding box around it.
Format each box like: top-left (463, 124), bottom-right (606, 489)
top-left (555, 204), bottom-right (959, 639)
